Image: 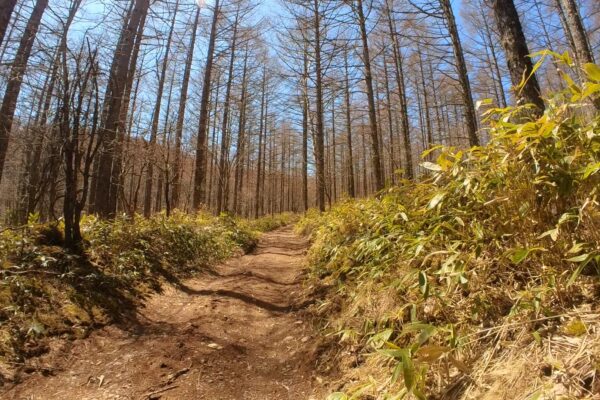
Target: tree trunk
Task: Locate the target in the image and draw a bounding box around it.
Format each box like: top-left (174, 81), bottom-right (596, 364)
top-left (355, 0), bottom-right (383, 191)
top-left (193, 0), bottom-right (220, 210)
top-left (0, 0), bottom-right (17, 49)
top-left (440, 0), bottom-right (479, 146)
top-left (93, 0), bottom-right (149, 218)
top-left (0, 0), bottom-right (48, 185)
top-left (143, 0), bottom-right (178, 217)
top-left (301, 50), bottom-right (309, 210)
top-left (172, 8), bottom-right (200, 209)
top-left (313, 0), bottom-right (326, 211)
top-left (216, 8), bottom-right (240, 214)
top-left (255, 66), bottom-right (267, 218)
top-left (233, 47), bottom-right (249, 215)
top-left (489, 0), bottom-right (545, 115)
top-left (344, 47), bottom-right (355, 197)
top-left (384, 0), bottom-right (413, 179)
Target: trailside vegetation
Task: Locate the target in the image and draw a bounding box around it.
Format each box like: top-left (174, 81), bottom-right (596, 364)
top-left (0, 212), bottom-right (294, 363)
top-left (298, 55), bottom-right (600, 399)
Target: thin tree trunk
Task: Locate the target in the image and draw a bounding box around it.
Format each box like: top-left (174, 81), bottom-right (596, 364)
top-left (216, 8), bottom-right (240, 214)
top-left (355, 0), bottom-right (383, 191)
top-left (313, 0), bottom-right (326, 211)
top-left (301, 50), bottom-right (309, 210)
top-left (440, 0), bottom-right (479, 146)
top-left (384, 0), bottom-right (413, 179)
top-left (343, 47), bottom-right (355, 197)
top-left (255, 66), bottom-right (267, 218)
top-left (172, 7), bottom-right (200, 209)
top-left (144, 0), bottom-right (179, 217)
top-left (233, 47), bottom-right (249, 215)
top-left (193, 0), bottom-right (220, 210)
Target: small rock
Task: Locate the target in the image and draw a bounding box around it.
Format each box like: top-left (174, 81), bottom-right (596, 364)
top-left (301, 336), bottom-right (310, 343)
top-left (207, 343), bottom-right (223, 350)
top-left (283, 336), bottom-right (294, 342)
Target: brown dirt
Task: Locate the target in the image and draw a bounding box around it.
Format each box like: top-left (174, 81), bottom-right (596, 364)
top-left (1, 227), bottom-right (326, 400)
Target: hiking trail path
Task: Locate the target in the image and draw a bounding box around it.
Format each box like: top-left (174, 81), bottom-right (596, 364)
top-left (2, 226), bottom-right (325, 400)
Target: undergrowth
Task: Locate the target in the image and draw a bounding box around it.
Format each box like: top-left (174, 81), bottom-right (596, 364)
top-left (0, 211), bottom-right (292, 366)
top-left (299, 53), bottom-right (600, 399)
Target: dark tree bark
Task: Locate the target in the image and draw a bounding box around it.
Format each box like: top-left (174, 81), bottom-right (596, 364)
top-left (172, 7), bottom-right (201, 209)
top-left (343, 47), bottom-right (355, 197)
top-left (558, 0), bottom-right (599, 109)
top-left (143, 0), bottom-right (179, 217)
top-left (301, 50), bottom-right (309, 210)
top-left (233, 47), bottom-right (249, 215)
top-left (217, 7), bottom-right (240, 214)
top-left (93, 0), bottom-right (150, 218)
top-left (384, 0), bottom-right (413, 179)
top-left (193, 0), bottom-right (220, 210)
top-left (489, 0), bottom-right (545, 115)
top-left (440, 0), bottom-right (479, 146)
top-left (313, 0), bottom-right (326, 211)
top-left (354, 0), bottom-right (383, 191)
top-left (0, 0), bottom-right (17, 49)
top-left (0, 0), bottom-right (49, 185)
top-left (255, 66), bottom-right (267, 218)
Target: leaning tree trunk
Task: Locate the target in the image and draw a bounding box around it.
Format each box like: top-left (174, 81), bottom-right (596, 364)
top-left (0, 0), bottom-right (48, 185)
top-left (489, 0), bottom-right (545, 115)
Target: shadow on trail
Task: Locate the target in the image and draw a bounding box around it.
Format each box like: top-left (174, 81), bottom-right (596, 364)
top-left (204, 269), bottom-right (303, 286)
top-left (178, 285), bottom-right (314, 314)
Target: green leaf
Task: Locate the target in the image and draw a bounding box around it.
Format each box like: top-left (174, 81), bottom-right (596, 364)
top-left (511, 248), bottom-right (530, 264)
top-left (581, 162), bottom-right (600, 179)
top-left (402, 351), bottom-right (415, 391)
top-left (584, 63), bottom-right (600, 82)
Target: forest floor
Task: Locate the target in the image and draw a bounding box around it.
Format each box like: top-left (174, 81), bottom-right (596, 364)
top-left (1, 226), bottom-right (326, 400)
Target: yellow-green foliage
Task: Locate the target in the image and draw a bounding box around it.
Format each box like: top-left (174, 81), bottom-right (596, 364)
top-left (301, 54), bottom-right (600, 398)
top-left (0, 211), bottom-right (288, 362)
top-left (248, 212), bottom-right (298, 233)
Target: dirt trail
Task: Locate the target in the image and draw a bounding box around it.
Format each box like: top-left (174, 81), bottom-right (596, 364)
top-left (2, 227), bottom-right (324, 400)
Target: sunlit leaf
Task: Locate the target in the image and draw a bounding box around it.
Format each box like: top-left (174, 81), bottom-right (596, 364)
top-left (584, 63), bottom-right (600, 82)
